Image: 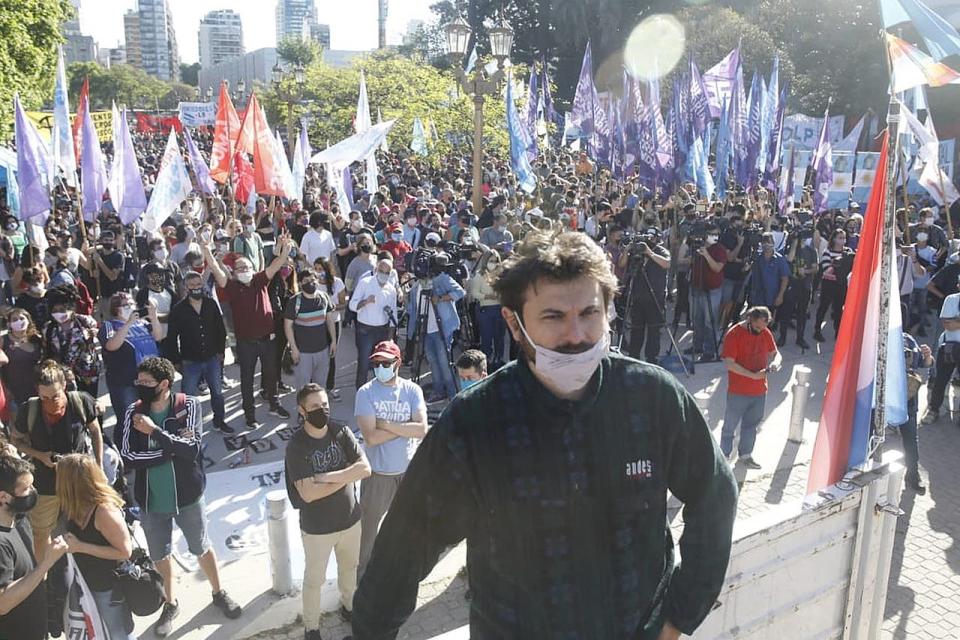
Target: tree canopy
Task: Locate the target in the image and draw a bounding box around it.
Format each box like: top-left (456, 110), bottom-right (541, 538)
top-left (67, 62), bottom-right (170, 111)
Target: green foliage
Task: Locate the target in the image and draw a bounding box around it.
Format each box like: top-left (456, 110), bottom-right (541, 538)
top-left (180, 63), bottom-right (201, 87)
top-left (261, 50), bottom-right (511, 162)
top-left (0, 0), bottom-right (72, 130)
top-left (67, 63), bottom-right (170, 111)
top-left (277, 37), bottom-right (321, 67)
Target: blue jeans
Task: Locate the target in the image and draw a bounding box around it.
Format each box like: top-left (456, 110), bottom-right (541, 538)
top-left (107, 383), bottom-right (138, 427)
top-left (92, 589), bottom-right (135, 639)
top-left (355, 322), bottom-right (390, 389)
top-left (477, 305), bottom-right (506, 365)
top-left (909, 287), bottom-right (928, 329)
top-left (182, 357), bottom-right (225, 424)
top-left (721, 393), bottom-right (766, 456)
top-left (425, 331), bottom-right (458, 399)
top-left (692, 288), bottom-right (722, 356)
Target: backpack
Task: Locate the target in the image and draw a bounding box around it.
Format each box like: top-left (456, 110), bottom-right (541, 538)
top-left (25, 390), bottom-right (92, 455)
top-left (113, 543), bottom-right (165, 616)
top-left (133, 392), bottom-right (189, 431)
top-left (73, 279), bottom-right (95, 317)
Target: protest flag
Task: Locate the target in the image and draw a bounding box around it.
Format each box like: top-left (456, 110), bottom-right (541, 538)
top-left (142, 129), bottom-right (191, 232)
top-left (13, 95), bottom-right (53, 224)
top-left (210, 82), bottom-right (242, 184)
top-left (52, 46), bottom-right (77, 186)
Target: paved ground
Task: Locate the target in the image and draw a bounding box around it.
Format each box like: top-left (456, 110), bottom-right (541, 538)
top-left (116, 322), bottom-right (960, 640)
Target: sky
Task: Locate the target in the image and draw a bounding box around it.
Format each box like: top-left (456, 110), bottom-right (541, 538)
top-left (78, 0), bottom-right (437, 64)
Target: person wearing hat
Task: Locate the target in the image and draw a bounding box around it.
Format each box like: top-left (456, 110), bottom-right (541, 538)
top-left (349, 257), bottom-right (400, 389)
top-left (353, 339), bottom-right (427, 579)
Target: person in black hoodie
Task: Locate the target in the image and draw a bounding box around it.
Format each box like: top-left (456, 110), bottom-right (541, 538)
top-left (117, 357), bottom-right (241, 637)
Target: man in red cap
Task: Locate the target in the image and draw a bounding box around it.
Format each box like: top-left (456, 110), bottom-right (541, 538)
top-left (381, 224), bottom-right (412, 274)
top-left (353, 340), bottom-right (427, 578)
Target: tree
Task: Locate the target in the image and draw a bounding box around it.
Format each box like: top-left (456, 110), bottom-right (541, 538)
top-left (0, 0), bottom-right (73, 130)
top-left (67, 62), bottom-right (170, 111)
top-left (160, 83), bottom-right (197, 109)
top-left (260, 50), bottom-right (511, 162)
top-left (180, 62), bottom-right (201, 87)
top-left (277, 37), bottom-right (321, 67)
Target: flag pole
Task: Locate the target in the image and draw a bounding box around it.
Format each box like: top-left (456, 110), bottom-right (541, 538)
top-left (871, 28), bottom-right (903, 464)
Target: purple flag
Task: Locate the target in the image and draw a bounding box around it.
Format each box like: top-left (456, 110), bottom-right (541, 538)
top-left (539, 57), bottom-right (557, 127)
top-left (569, 41), bottom-right (608, 155)
top-left (704, 46), bottom-right (741, 118)
top-left (811, 109), bottom-right (833, 214)
top-left (763, 83), bottom-right (790, 190)
top-left (637, 104), bottom-right (659, 191)
top-left (13, 95), bottom-right (52, 224)
top-left (738, 72), bottom-right (764, 189)
top-left (185, 128), bottom-right (217, 196)
top-left (690, 60), bottom-right (710, 137)
top-left (729, 66), bottom-right (746, 176)
top-left (80, 95), bottom-right (108, 221)
top-left (110, 109), bottom-right (148, 224)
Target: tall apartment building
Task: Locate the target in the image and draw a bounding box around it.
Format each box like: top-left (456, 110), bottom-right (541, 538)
top-left (124, 0), bottom-right (179, 81)
top-left (199, 9), bottom-right (244, 69)
top-left (309, 23), bottom-right (330, 50)
top-left (62, 0), bottom-right (98, 64)
top-left (276, 0), bottom-right (329, 47)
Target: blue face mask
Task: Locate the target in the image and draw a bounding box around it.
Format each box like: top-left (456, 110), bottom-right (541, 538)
top-left (374, 364), bottom-right (396, 383)
top-left (459, 378), bottom-right (479, 391)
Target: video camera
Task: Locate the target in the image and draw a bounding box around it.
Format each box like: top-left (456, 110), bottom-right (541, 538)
top-left (685, 220), bottom-right (710, 251)
top-left (406, 242), bottom-right (468, 281)
top-left (621, 229), bottom-right (660, 259)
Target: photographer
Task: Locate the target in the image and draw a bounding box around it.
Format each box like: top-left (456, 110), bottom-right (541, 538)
top-left (688, 222), bottom-right (727, 361)
top-left (745, 233), bottom-right (790, 316)
top-left (619, 228), bottom-right (671, 363)
top-left (778, 225), bottom-right (819, 348)
top-left (814, 229), bottom-right (855, 342)
top-left (718, 209), bottom-right (748, 328)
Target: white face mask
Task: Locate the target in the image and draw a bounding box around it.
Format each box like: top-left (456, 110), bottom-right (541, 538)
top-left (118, 305), bottom-right (134, 321)
top-left (925, 217), bottom-right (935, 226)
top-left (916, 232), bottom-right (929, 243)
top-left (803, 238), bottom-right (813, 248)
top-left (154, 248), bottom-right (168, 262)
top-left (9, 318), bottom-right (28, 332)
top-left (236, 271), bottom-right (253, 284)
top-left (52, 311), bottom-right (71, 324)
top-left (706, 235), bottom-right (719, 246)
top-left (514, 313), bottom-right (608, 396)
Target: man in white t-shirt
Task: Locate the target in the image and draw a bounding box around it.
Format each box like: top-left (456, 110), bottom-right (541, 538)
top-left (300, 212), bottom-right (337, 269)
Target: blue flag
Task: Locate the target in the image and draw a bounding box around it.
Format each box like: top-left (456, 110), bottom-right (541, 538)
top-left (763, 83), bottom-right (790, 190)
top-left (714, 98), bottom-right (731, 200)
top-left (758, 58), bottom-right (779, 179)
top-left (79, 95), bottom-right (108, 221)
top-left (880, 0), bottom-right (960, 61)
top-left (539, 56), bottom-right (557, 129)
top-left (569, 41), bottom-right (608, 156)
top-left (464, 43), bottom-right (478, 74)
top-left (506, 74), bottom-right (537, 194)
top-left (637, 104), bottom-right (659, 191)
top-left (52, 47), bottom-right (77, 186)
top-left (411, 118), bottom-right (428, 156)
top-left (13, 95), bottom-right (52, 224)
top-left (689, 60), bottom-right (709, 138)
top-left (739, 72), bottom-right (764, 189)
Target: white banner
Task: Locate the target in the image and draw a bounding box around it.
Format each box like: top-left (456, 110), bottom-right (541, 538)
top-left (178, 101), bottom-right (216, 127)
top-left (309, 120), bottom-right (396, 166)
top-left (782, 114), bottom-right (846, 150)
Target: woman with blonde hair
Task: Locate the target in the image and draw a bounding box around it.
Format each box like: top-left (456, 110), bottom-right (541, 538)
top-left (57, 453), bottom-right (135, 639)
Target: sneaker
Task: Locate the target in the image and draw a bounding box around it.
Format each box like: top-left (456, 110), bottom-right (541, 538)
top-left (245, 415), bottom-right (263, 430)
top-left (155, 600), bottom-right (180, 637)
top-left (905, 474), bottom-right (927, 495)
top-left (278, 381), bottom-right (295, 394)
top-left (269, 403), bottom-right (291, 419)
top-left (813, 331), bottom-right (826, 343)
top-left (338, 605), bottom-right (352, 623)
top-left (330, 388), bottom-right (342, 401)
top-left (212, 590), bottom-right (242, 619)
top-left (739, 456), bottom-right (762, 470)
top-left (211, 420), bottom-right (235, 435)
top-left (921, 408), bottom-right (939, 425)
top-left (305, 630), bottom-right (323, 640)
top-left (223, 376), bottom-right (239, 389)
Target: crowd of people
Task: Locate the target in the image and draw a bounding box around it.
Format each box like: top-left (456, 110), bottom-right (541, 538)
top-left (0, 126), bottom-right (951, 639)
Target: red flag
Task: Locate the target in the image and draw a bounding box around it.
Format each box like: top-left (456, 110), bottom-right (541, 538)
top-left (807, 132), bottom-right (890, 494)
top-left (210, 82), bottom-right (241, 184)
top-left (234, 100), bottom-right (255, 157)
top-left (247, 92), bottom-right (283, 197)
top-left (232, 150), bottom-right (255, 204)
top-left (72, 77), bottom-right (89, 161)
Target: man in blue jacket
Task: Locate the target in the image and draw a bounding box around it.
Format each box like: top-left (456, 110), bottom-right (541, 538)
top-left (118, 357), bottom-right (241, 637)
top-left (406, 267), bottom-right (466, 402)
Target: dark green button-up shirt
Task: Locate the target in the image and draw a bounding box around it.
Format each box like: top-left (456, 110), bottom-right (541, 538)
top-left (353, 353), bottom-right (738, 639)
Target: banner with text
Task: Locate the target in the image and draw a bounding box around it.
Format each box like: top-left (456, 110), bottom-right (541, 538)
top-left (26, 110), bottom-right (112, 144)
top-left (178, 101), bottom-right (216, 127)
top-left (782, 114), bottom-right (846, 150)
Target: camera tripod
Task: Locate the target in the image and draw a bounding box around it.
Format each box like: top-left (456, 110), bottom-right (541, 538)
top-left (689, 254), bottom-right (723, 361)
top-left (618, 255), bottom-right (690, 377)
top-left (408, 277), bottom-right (460, 394)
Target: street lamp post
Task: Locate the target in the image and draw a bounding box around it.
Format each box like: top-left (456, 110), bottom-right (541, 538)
top-left (446, 17), bottom-right (514, 215)
top-left (273, 62), bottom-right (306, 165)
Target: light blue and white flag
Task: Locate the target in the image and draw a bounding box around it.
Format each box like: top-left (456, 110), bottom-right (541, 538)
top-left (506, 73), bottom-right (537, 194)
top-left (52, 46), bottom-right (76, 186)
top-left (143, 130), bottom-right (191, 233)
top-left (411, 117), bottom-right (429, 156)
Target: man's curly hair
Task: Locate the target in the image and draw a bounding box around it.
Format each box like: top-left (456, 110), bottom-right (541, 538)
top-left (45, 284), bottom-right (80, 308)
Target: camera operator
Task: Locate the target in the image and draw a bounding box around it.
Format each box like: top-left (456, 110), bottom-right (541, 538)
top-left (745, 233), bottom-right (790, 318)
top-left (718, 208), bottom-right (747, 328)
top-left (688, 222), bottom-right (727, 361)
top-left (619, 228), bottom-right (671, 363)
top-left (778, 224), bottom-right (819, 348)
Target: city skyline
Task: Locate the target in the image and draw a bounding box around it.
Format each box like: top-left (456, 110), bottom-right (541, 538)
top-left (76, 0), bottom-right (436, 65)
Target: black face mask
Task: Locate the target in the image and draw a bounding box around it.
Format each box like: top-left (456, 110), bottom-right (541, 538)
top-left (305, 407), bottom-right (329, 429)
top-left (7, 487), bottom-right (39, 514)
top-left (188, 288), bottom-right (204, 300)
top-left (136, 383), bottom-right (160, 404)
top-left (301, 282), bottom-right (318, 295)
top-left (101, 243), bottom-right (115, 252)
top-left (360, 244), bottom-right (374, 254)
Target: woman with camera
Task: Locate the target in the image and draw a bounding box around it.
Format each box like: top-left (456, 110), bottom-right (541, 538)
top-left (814, 229), bottom-right (856, 342)
top-left (56, 453), bottom-right (136, 639)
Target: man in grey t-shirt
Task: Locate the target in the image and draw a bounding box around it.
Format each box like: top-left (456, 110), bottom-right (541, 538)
top-left (354, 340), bottom-right (427, 577)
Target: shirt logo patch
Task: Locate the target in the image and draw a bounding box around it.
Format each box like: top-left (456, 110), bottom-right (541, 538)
top-left (626, 459), bottom-right (654, 480)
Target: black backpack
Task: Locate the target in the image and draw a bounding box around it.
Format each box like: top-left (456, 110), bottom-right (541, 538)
top-left (114, 539), bottom-right (165, 616)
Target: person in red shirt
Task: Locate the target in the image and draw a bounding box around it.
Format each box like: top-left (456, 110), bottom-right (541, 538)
top-left (689, 222), bottom-right (727, 361)
top-left (720, 306), bottom-right (782, 469)
top-left (381, 224), bottom-right (412, 275)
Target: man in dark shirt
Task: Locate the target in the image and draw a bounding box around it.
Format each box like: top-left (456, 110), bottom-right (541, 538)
top-left (167, 271), bottom-right (231, 434)
top-left (352, 231), bottom-right (737, 640)
top-left (202, 232), bottom-right (294, 429)
top-left (620, 228), bottom-right (671, 363)
top-left (286, 384), bottom-right (371, 639)
top-left (0, 454), bottom-right (69, 640)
